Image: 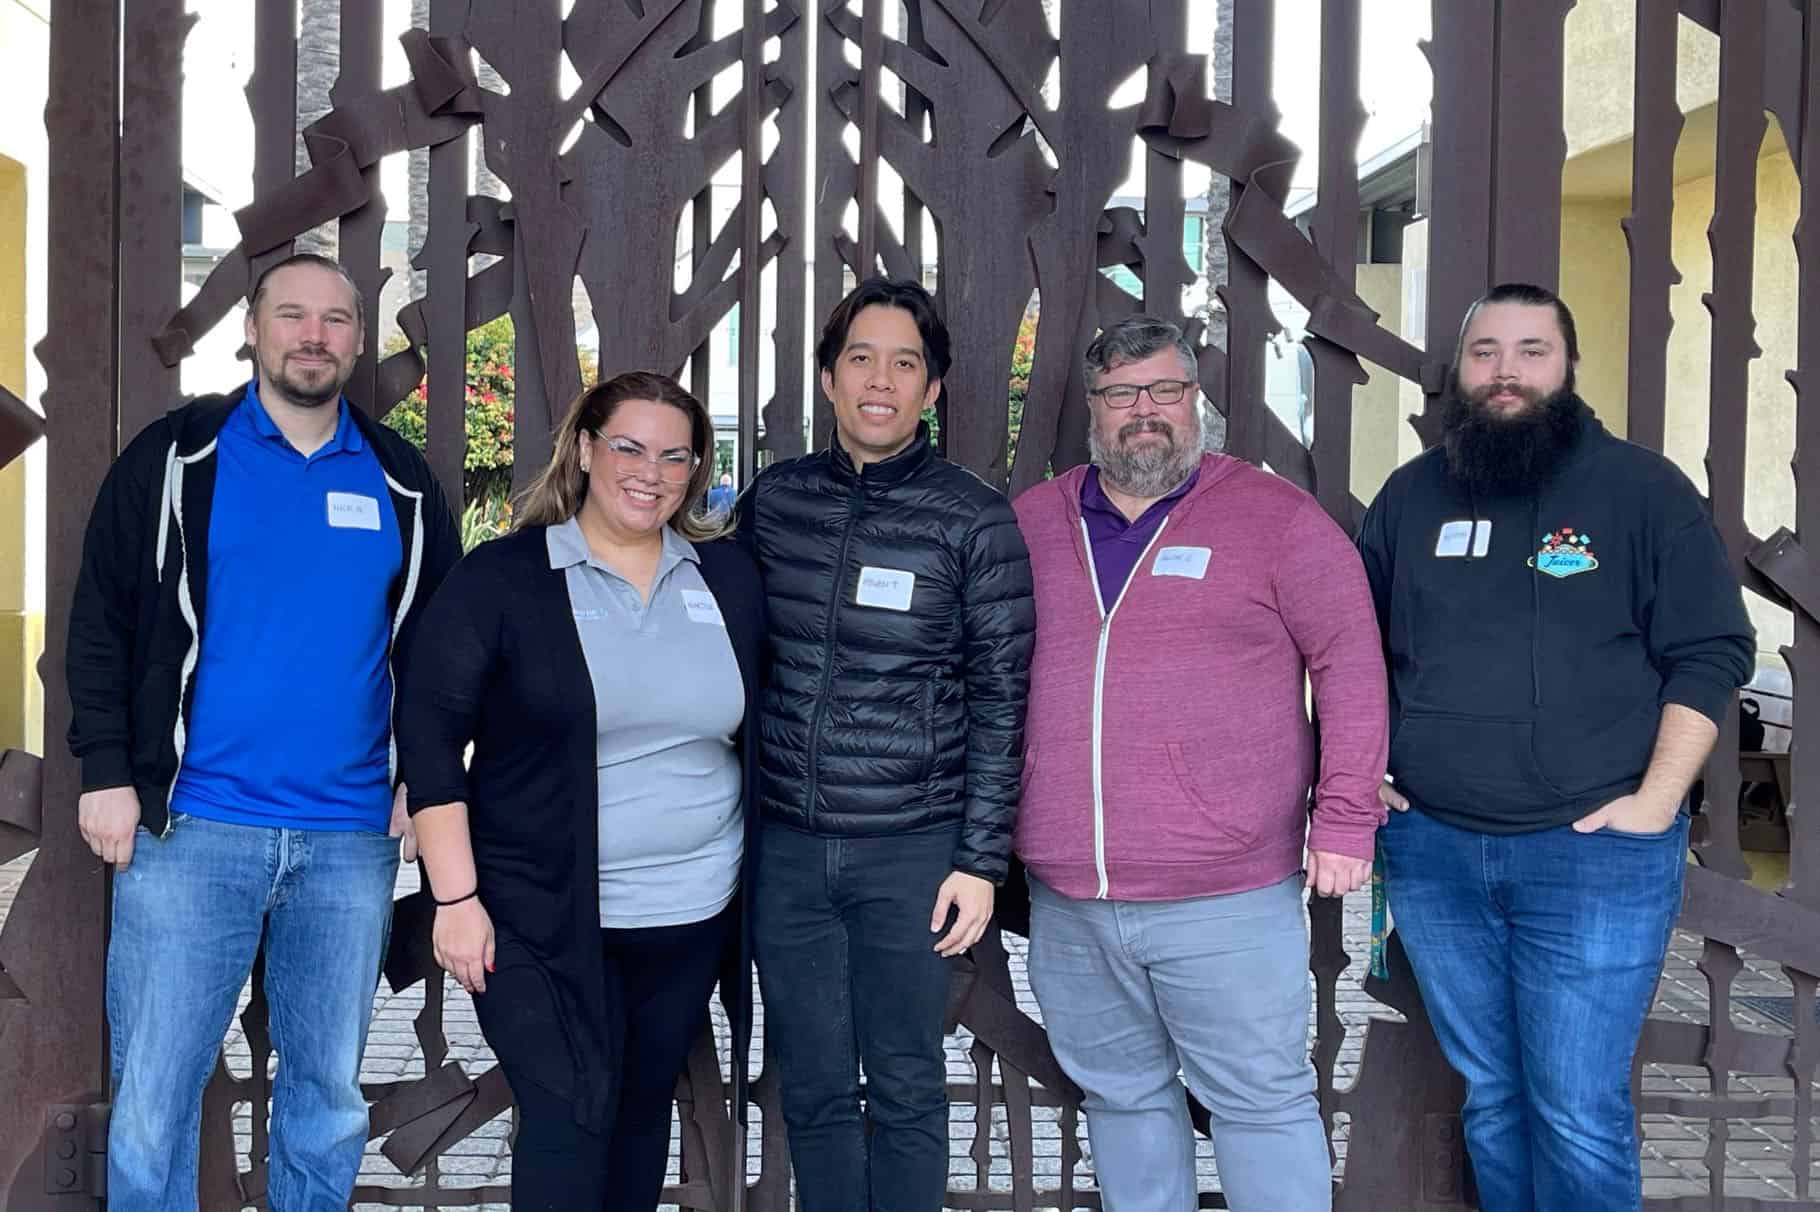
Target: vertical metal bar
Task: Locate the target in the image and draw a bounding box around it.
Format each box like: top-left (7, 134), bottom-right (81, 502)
top-left (424, 0), bottom-right (468, 511)
top-left (1141, 0), bottom-right (1186, 329)
top-left (1488, 0), bottom-right (1573, 289)
top-left (1220, 0), bottom-right (1276, 464)
top-left (737, 0), bottom-right (765, 487)
top-left (1622, 0), bottom-right (1681, 451)
top-left (0, 0), bottom-right (119, 1200)
top-left (759, 0), bottom-right (810, 466)
top-left (1307, 0), bottom-right (1364, 524)
top-left (247, 0), bottom-right (299, 285)
top-left (689, 0), bottom-right (717, 444)
top-left (335, 0), bottom-right (386, 414)
top-left (812, 0), bottom-right (859, 449)
top-left (856, 0), bottom-right (884, 276)
top-left (118, 0), bottom-right (189, 439)
top-left (1419, 0), bottom-right (1496, 440)
top-left (1694, 0), bottom-right (1765, 884)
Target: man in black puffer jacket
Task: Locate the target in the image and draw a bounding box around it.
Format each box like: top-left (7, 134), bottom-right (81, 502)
top-left (738, 278), bottom-right (1034, 1211)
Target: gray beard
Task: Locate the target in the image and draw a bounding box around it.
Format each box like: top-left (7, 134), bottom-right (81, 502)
top-left (1090, 415), bottom-right (1201, 498)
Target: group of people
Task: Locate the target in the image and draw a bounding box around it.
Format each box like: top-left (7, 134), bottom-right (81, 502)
top-left (68, 252), bottom-right (1754, 1212)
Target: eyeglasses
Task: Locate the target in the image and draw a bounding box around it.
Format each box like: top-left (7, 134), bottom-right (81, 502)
top-left (593, 434), bottom-right (699, 483)
top-left (1088, 379), bottom-right (1195, 408)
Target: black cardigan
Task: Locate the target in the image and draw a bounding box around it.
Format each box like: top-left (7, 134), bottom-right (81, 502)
top-left (395, 524), bottom-right (766, 1129)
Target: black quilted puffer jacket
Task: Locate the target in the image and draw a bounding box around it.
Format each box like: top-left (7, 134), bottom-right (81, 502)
top-left (736, 426), bottom-right (1034, 884)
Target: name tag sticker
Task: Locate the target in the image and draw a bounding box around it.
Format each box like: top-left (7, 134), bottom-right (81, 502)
top-left (1434, 520), bottom-right (1473, 557)
top-left (325, 491), bottom-right (382, 531)
top-left (1472, 520), bottom-right (1492, 557)
top-left (1151, 546), bottom-right (1212, 579)
top-left (855, 566), bottom-right (916, 611)
top-left (681, 589), bottom-right (726, 626)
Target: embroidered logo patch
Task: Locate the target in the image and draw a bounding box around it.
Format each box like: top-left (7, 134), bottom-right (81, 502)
top-left (1528, 528), bottom-right (1599, 578)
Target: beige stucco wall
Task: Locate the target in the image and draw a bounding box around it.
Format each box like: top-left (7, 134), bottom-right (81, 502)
top-left (1351, 263), bottom-right (1407, 504)
top-left (1563, 0), bottom-right (1721, 160)
top-left (1657, 148), bottom-right (1798, 655)
top-left (1557, 198), bottom-right (1632, 436)
top-left (0, 1), bottom-right (49, 755)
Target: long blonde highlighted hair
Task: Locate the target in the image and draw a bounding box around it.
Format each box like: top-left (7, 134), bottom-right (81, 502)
top-left (513, 371), bottom-right (730, 542)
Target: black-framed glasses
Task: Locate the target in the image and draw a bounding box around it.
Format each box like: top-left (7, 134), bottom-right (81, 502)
top-left (1088, 379), bottom-right (1195, 408)
top-left (593, 433), bottom-right (699, 483)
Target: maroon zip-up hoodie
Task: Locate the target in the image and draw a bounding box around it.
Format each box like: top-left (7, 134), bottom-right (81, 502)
top-left (1011, 455), bottom-right (1388, 901)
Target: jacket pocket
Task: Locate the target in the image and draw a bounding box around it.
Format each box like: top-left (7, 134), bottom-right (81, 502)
top-left (920, 680), bottom-right (937, 783)
top-left (1165, 742), bottom-right (1257, 847)
top-left (1391, 712), bottom-right (1561, 818)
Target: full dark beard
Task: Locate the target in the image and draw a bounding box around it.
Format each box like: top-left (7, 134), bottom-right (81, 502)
top-left (1440, 376), bottom-right (1586, 496)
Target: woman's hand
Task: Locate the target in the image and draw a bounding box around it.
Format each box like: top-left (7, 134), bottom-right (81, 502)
top-left (433, 898), bottom-right (496, 994)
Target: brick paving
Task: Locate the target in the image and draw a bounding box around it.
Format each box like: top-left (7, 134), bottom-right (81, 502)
top-left (1, 855), bottom-right (1812, 1206)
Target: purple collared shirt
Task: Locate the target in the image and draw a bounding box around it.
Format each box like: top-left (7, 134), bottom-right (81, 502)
top-left (1080, 464), bottom-right (1201, 611)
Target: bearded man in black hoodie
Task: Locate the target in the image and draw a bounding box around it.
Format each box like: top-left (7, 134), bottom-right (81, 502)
top-left (1356, 282), bottom-right (1755, 1212)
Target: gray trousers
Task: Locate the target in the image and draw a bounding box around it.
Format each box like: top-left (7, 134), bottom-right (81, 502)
top-left (1026, 874), bottom-right (1331, 1212)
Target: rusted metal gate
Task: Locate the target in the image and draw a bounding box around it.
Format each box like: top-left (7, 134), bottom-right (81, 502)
top-left (4, 0), bottom-right (1819, 1207)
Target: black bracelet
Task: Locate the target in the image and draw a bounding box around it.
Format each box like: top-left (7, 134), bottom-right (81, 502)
top-left (433, 888), bottom-right (479, 908)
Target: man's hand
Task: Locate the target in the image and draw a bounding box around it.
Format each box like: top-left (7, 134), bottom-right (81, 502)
top-left (1306, 850), bottom-right (1372, 897)
top-left (1379, 781), bottom-right (1409, 812)
top-left (433, 898), bottom-right (495, 995)
top-left (1572, 792), bottom-right (1678, 836)
top-left (387, 783), bottom-right (418, 862)
top-left (931, 871), bottom-right (995, 957)
top-left (79, 786), bottom-right (142, 869)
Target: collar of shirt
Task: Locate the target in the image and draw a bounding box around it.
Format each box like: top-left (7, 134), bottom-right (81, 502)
top-left (239, 379), bottom-right (364, 459)
top-left (1080, 463), bottom-right (1200, 537)
top-left (546, 516), bottom-right (699, 584)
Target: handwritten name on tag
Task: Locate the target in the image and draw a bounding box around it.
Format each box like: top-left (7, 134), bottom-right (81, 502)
top-left (1151, 546), bottom-right (1211, 580)
top-left (325, 492), bottom-right (382, 531)
top-left (681, 589), bottom-right (726, 626)
top-left (855, 566), bottom-right (916, 611)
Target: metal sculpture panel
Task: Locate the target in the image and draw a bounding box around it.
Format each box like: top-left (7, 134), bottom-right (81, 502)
top-left (6, 0), bottom-right (1820, 1207)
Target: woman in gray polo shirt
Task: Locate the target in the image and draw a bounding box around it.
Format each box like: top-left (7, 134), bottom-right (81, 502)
top-left (397, 372), bottom-right (766, 1211)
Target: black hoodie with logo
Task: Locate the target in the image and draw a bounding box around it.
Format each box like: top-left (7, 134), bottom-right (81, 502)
top-left (1355, 402), bottom-right (1755, 834)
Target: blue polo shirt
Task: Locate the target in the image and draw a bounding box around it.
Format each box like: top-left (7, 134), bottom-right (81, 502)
top-left (169, 383), bottom-right (403, 832)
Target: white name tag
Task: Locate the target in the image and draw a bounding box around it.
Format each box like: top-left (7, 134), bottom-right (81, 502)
top-left (855, 566), bottom-right (916, 611)
top-left (681, 589), bottom-right (725, 626)
top-left (1435, 520), bottom-right (1491, 558)
top-left (1151, 546), bottom-right (1212, 579)
top-left (325, 492), bottom-right (382, 531)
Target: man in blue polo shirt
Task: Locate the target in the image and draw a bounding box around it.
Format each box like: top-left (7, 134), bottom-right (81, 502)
top-left (66, 253), bottom-right (461, 1211)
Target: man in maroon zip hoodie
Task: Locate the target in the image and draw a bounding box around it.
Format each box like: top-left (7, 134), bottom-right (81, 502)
top-left (1011, 315), bottom-right (1388, 1212)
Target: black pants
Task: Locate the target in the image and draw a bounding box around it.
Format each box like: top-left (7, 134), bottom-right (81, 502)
top-left (752, 823), bottom-right (959, 1212)
top-left (504, 908), bottom-right (730, 1211)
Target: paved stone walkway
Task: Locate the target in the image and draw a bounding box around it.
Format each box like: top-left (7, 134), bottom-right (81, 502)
top-left (0, 854), bottom-right (1809, 1206)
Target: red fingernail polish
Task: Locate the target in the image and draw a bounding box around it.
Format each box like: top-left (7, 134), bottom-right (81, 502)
top-left (486, 961), bottom-right (495, 973)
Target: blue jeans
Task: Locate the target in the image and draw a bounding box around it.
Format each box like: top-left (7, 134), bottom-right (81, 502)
top-left (1379, 807), bottom-right (1688, 1212)
top-left (752, 822), bottom-right (958, 1212)
top-left (105, 814), bottom-right (399, 1212)
top-left (1026, 874), bottom-right (1330, 1212)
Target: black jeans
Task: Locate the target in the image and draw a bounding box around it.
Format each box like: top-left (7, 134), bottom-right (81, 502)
top-left (502, 907), bottom-right (730, 1211)
top-left (753, 822), bottom-right (959, 1212)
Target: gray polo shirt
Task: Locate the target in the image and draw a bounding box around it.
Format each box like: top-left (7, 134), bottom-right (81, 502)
top-left (547, 518), bottom-right (745, 929)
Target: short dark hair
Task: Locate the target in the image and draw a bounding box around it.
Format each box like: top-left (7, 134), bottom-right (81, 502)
top-left (815, 277), bottom-right (952, 381)
top-left (1083, 314), bottom-right (1199, 390)
top-left (1457, 282), bottom-right (1580, 365)
top-left (248, 252), bottom-right (365, 329)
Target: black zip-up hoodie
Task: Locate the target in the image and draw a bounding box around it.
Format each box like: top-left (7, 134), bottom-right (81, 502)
top-left (1355, 402), bottom-right (1755, 833)
top-left (66, 387), bottom-right (463, 837)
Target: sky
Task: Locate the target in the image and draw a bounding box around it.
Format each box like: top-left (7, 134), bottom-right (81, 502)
top-left (179, 0), bottom-right (1435, 219)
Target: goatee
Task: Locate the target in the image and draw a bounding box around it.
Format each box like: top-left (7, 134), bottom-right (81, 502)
top-left (1441, 375), bottom-right (1586, 496)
